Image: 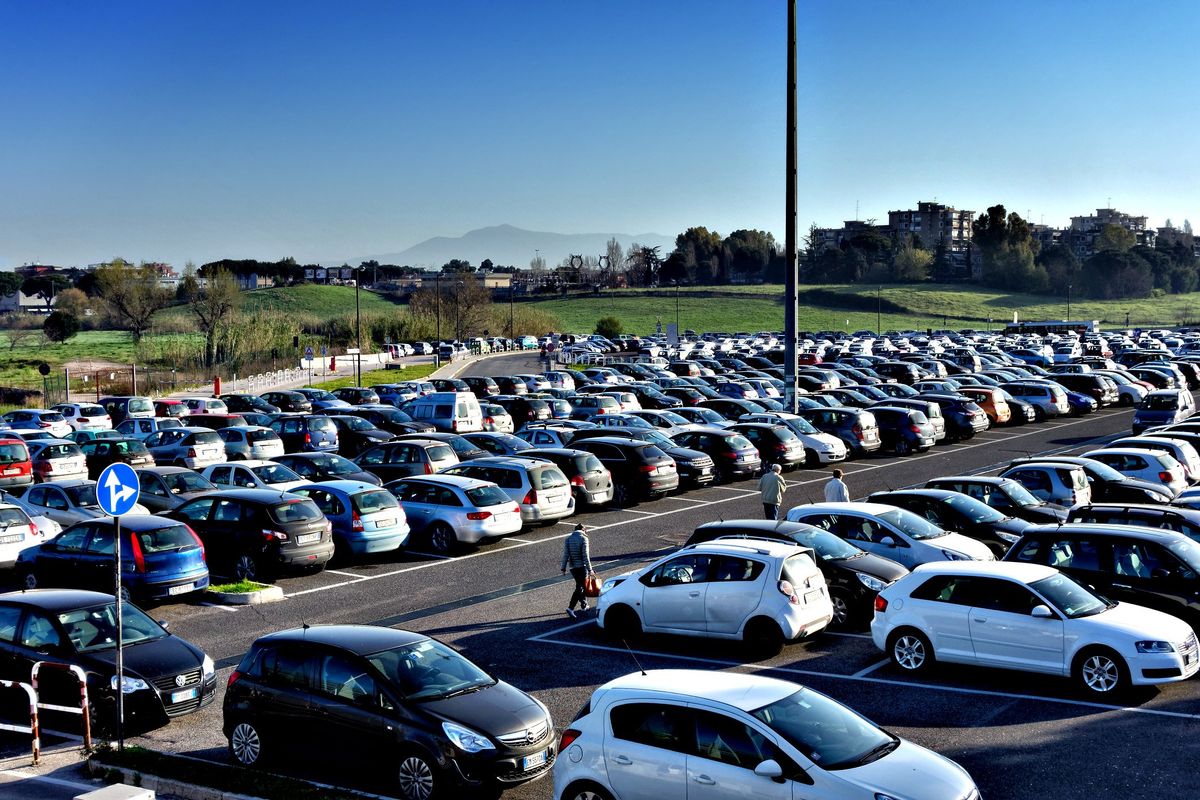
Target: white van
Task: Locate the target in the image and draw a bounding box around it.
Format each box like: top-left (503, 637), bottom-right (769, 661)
top-left (406, 391), bottom-right (483, 434)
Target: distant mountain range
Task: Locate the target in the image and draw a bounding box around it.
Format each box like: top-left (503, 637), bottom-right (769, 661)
top-left (326, 224), bottom-right (676, 269)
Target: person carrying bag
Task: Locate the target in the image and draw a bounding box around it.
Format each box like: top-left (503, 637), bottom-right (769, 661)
top-left (561, 523), bottom-right (594, 618)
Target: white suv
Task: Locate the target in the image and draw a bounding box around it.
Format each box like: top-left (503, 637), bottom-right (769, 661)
top-left (872, 561), bottom-right (1199, 696)
top-left (554, 669), bottom-right (979, 800)
top-left (597, 540), bottom-right (832, 656)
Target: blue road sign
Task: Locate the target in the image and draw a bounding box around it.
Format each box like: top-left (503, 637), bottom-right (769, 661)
top-left (97, 462), bottom-right (140, 516)
top-left (304, 346), bottom-right (315, 362)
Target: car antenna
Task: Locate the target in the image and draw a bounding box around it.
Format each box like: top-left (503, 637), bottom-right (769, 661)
top-left (621, 639), bottom-right (647, 676)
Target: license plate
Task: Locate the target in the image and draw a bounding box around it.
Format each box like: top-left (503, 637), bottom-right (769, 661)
top-left (296, 533), bottom-right (320, 545)
top-left (168, 583), bottom-right (194, 596)
top-left (170, 687), bottom-right (199, 704)
top-left (375, 517), bottom-right (395, 527)
top-left (0, 533), bottom-right (21, 544)
top-left (1187, 652), bottom-right (1195, 665)
top-left (521, 749), bottom-right (548, 771)
top-left (2, 468), bottom-right (18, 476)
top-left (699, 467), bottom-right (711, 475)
top-left (803, 589), bottom-right (822, 605)
top-left (866, 432), bottom-right (878, 441)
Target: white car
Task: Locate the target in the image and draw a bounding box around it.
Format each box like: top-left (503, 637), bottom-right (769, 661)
top-left (872, 561), bottom-right (1199, 696)
top-left (786, 502), bottom-right (994, 568)
top-left (597, 539), bottom-right (833, 655)
top-left (180, 397), bottom-right (229, 415)
top-left (740, 411), bottom-right (848, 464)
top-left (51, 403), bottom-right (112, 431)
top-left (0, 503), bottom-right (46, 568)
top-left (200, 460), bottom-right (307, 493)
top-left (1083, 447), bottom-right (1188, 497)
top-left (554, 669), bottom-right (979, 800)
top-left (1108, 435), bottom-right (1200, 484)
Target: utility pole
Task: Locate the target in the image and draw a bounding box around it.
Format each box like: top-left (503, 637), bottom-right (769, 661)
top-left (783, 0), bottom-right (799, 413)
top-left (354, 267), bottom-right (362, 387)
top-left (435, 273), bottom-right (441, 342)
top-left (1067, 284), bottom-right (1072, 321)
top-left (876, 286), bottom-right (881, 334)
top-left (509, 275), bottom-right (515, 338)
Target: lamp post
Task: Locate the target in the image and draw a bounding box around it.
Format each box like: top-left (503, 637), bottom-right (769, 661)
top-left (435, 273), bottom-right (441, 343)
top-left (354, 266), bottom-right (362, 387)
top-left (456, 281), bottom-right (464, 342)
top-left (509, 274), bottom-right (515, 339)
top-left (1067, 284), bottom-right (1072, 321)
top-left (876, 286), bottom-right (881, 334)
top-left (673, 280), bottom-right (680, 332)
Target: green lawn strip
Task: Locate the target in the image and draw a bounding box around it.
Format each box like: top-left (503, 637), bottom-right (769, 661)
top-left (155, 284), bottom-right (405, 325)
top-left (92, 745), bottom-right (365, 800)
top-left (208, 580), bottom-right (269, 593)
top-left (308, 363), bottom-right (436, 391)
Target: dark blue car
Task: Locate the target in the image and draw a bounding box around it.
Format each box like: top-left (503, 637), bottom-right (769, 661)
top-left (270, 415), bottom-right (339, 453)
top-left (16, 516), bottom-right (208, 602)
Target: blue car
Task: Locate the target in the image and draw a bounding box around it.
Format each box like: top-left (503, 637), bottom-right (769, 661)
top-left (292, 480), bottom-right (409, 557)
top-left (1065, 389), bottom-right (1099, 416)
top-left (294, 388), bottom-right (353, 412)
top-left (17, 515), bottom-right (209, 601)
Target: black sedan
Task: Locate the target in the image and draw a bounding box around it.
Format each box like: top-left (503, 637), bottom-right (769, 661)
top-left (923, 476), bottom-right (1068, 524)
top-left (272, 452), bottom-right (383, 486)
top-left (326, 414), bottom-right (395, 457)
top-left (867, 488), bottom-right (1032, 558)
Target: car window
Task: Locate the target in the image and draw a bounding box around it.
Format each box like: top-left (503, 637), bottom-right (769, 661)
top-left (910, 575), bottom-right (979, 604)
top-left (692, 708), bottom-right (780, 770)
top-left (610, 703), bottom-right (693, 754)
top-left (971, 578), bottom-right (1044, 615)
top-left (646, 554), bottom-right (711, 586)
top-left (318, 653), bottom-right (378, 704)
top-left (1045, 536), bottom-right (1107, 571)
top-left (84, 527), bottom-right (116, 556)
top-left (0, 606), bottom-right (20, 643)
top-left (260, 646), bottom-right (313, 689)
top-left (1112, 540), bottom-right (1176, 579)
top-left (212, 499), bottom-right (244, 522)
top-left (710, 556), bottom-right (766, 582)
top-left (19, 611), bottom-right (62, 650)
top-left (53, 527), bottom-right (89, 553)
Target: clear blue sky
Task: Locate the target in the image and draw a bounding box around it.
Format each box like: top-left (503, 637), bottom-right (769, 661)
top-left (1, 0), bottom-right (1196, 268)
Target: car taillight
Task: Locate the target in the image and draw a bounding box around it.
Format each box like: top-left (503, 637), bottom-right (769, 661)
top-left (639, 464), bottom-right (657, 473)
top-left (187, 448), bottom-right (197, 458)
top-left (910, 424), bottom-right (922, 434)
top-left (424, 462), bottom-right (434, 474)
top-left (522, 489), bottom-right (537, 505)
top-left (186, 525), bottom-right (205, 562)
top-left (570, 475), bottom-right (586, 487)
top-left (852, 425), bottom-right (864, 441)
top-left (78, 417), bottom-right (89, 423)
top-left (777, 579), bottom-right (799, 605)
top-left (451, 419), bottom-right (459, 432)
top-left (129, 532), bottom-right (146, 573)
top-left (559, 728), bottom-right (581, 750)
top-left (874, 594), bottom-right (889, 612)
top-left (38, 422), bottom-right (50, 428)
top-left (595, 408), bottom-right (607, 414)
top-left (483, 417), bottom-right (493, 425)
top-left (352, 510), bottom-right (363, 532)
top-left (305, 432), bottom-right (312, 444)
top-left (261, 528), bottom-right (289, 542)
top-left (227, 670), bottom-right (242, 688)
top-left (466, 511), bottom-right (492, 520)
top-left (1160, 471), bottom-right (1173, 482)
top-left (774, 443), bottom-right (789, 452)
top-left (720, 450), bottom-right (738, 459)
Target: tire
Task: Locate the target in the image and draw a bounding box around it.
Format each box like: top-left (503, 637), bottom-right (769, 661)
top-left (20, 570), bottom-right (37, 591)
top-left (228, 720), bottom-right (265, 767)
top-left (603, 605), bottom-right (641, 641)
top-left (428, 523), bottom-right (457, 555)
top-left (612, 482), bottom-right (632, 507)
top-left (233, 554), bottom-right (261, 582)
top-left (805, 448), bottom-right (819, 468)
top-left (744, 617), bottom-right (784, 659)
top-left (1074, 647), bottom-right (1128, 696)
top-left (888, 629), bottom-right (934, 674)
top-left (893, 439), bottom-right (911, 456)
top-left (396, 749), bottom-right (441, 800)
top-left (828, 590), bottom-right (856, 629)
top-left (1033, 407), bottom-right (1046, 422)
top-left (562, 781), bottom-right (615, 800)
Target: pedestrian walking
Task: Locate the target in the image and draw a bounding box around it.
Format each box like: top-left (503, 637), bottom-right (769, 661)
top-left (824, 468), bottom-right (850, 502)
top-left (758, 463), bottom-right (787, 520)
top-left (560, 523), bottom-right (593, 618)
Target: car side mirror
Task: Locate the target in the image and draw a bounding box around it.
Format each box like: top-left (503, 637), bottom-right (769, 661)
top-left (1031, 605), bottom-right (1054, 619)
top-left (754, 759), bottom-right (784, 781)
top-left (879, 536), bottom-right (896, 547)
top-left (1151, 567), bottom-right (1171, 580)
top-left (157, 620), bottom-right (170, 631)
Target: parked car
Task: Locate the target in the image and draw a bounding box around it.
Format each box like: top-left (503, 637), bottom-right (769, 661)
top-left (386, 474), bottom-right (523, 553)
top-left (259, 390), bottom-right (313, 414)
top-left (396, 431), bottom-right (487, 463)
top-left (2, 409), bottom-right (71, 439)
top-left (98, 396), bottom-right (155, 427)
top-left (0, 502), bottom-right (47, 568)
top-left (924, 476), bottom-right (1069, 523)
top-left (685, 520), bottom-right (909, 628)
top-left (554, 669), bottom-right (978, 800)
top-left (153, 399), bottom-right (188, 419)
top-left (441, 456), bottom-right (575, 526)
top-left (1053, 373), bottom-right (1120, 407)
top-left (1067, 503), bottom-right (1200, 544)
top-left (273, 452), bottom-right (382, 486)
top-left (463, 432), bottom-right (537, 458)
top-left (1082, 447), bottom-right (1189, 497)
top-left (954, 386), bottom-right (1012, 426)
top-left (463, 376), bottom-right (500, 398)
top-left (866, 489), bottom-right (1031, 558)
top-left (1108, 435), bottom-right (1200, 484)
top-left (116, 417), bottom-right (184, 441)
top-left (404, 391), bottom-right (483, 433)
top-left (1006, 455), bottom-right (1174, 505)
top-left (597, 539), bottom-right (832, 656)
top-left (874, 560), bottom-right (1198, 695)
top-left (343, 405), bottom-right (435, 436)
top-left (166, 489), bottom-right (335, 580)
top-left (180, 413), bottom-right (248, 432)
top-left (0, 438), bottom-right (32, 489)
top-left (143, 427), bottom-right (227, 470)
top-left (570, 437), bottom-right (680, 505)
top-left (79, 438), bottom-right (155, 479)
top-left (1002, 381), bottom-right (1070, 421)
top-left (331, 387), bottom-right (380, 406)
top-left (915, 394), bottom-right (989, 441)
top-left (180, 397), bottom-right (229, 415)
top-left (325, 414), bottom-right (394, 457)
top-left (201, 460), bottom-right (308, 493)
top-left (220, 394), bottom-right (281, 415)
top-left (224, 625), bottom-right (555, 797)
top-left (270, 415), bottom-right (339, 453)
top-left (479, 403), bottom-right (514, 433)
top-left (18, 479), bottom-right (148, 526)
top-left (292, 481), bottom-right (409, 557)
top-left (999, 462), bottom-right (1093, 507)
top-left (355, 439), bottom-right (460, 483)
top-left (670, 427), bottom-right (762, 483)
top-left (216, 426), bottom-right (285, 461)
top-left (795, 407), bottom-right (882, 458)
top-left (51, 403), bottom-right (113, 432)
top-left (294, 388), bottom-right (352, 412)
top-left (868, 406), bottom-right (937, 455)
top-left (522, 448), bottom-right (613, 508)
top-left (17, 516), bottom-right (208, 602)
top-left (135, 467), bottom-right (218, 513)
top-left (27, 439), bottom-right (88, 483)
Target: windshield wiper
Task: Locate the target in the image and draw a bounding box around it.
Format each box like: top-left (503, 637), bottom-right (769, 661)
top-left (431, 682), bottom-right (491, 700)
top-left (851, 738), bottom-right (900, 766)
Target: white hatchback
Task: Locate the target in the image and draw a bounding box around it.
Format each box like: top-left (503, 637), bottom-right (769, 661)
top-left (554, 669), bottom-right (979, 800)
top-left (872, 561), bottom-right (1199, 696)
top-left (597, 539), bottom-right (832, 655)
top-left (201, 460), bottom-right (307, 493)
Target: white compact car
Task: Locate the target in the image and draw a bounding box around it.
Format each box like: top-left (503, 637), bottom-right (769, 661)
top-left (554, 669), bottom-right (979, 800)
top-left (597, 539), bottom-right (833, 655)
top-left (201, 460), bottom-right (307, 493)
top-left (872, 561), bottom-right (1199, 696)
top-left (51, 403), bottom-right (113, 432)
top-left (739, 411), bottom-right (849, 464)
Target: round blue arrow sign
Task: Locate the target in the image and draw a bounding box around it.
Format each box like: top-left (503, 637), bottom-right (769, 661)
top-left (97, 462), bottom-right (140, 516)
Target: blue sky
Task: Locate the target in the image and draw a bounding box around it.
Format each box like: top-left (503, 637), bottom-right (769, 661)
top-left (1, 0), bottom-right (1196, 268)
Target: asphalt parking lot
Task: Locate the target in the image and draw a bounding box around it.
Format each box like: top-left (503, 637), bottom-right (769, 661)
top-left (1, 389), bottom-right (1185, 799)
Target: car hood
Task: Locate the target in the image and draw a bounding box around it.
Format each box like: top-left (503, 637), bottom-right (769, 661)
top-left (840, 552), bottom-right (908, 583)
top-left (81, 634), bottom-right (205, 681)
top-left (418, 679), bottom-right (547, 740)
top-left (1018, 503), bottom-right (1069, 523)
top-left (1087, 600), bottom-right (1195, 643)
top-left (837, 739), bottom-right (975, 799)
top-left (936, 532), bottom-right (995, 560)
top-left (992, 516), bottom-right (1032, 536)
top-left (1118, 477), bottom-right (1173, 499)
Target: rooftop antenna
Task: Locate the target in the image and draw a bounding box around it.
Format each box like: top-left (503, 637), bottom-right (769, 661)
top-left (621, 639), bottom-right (648, 676)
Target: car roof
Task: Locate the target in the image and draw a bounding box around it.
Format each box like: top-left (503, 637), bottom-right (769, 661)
top-left (0, 589), bottom-right (117, 611)
top-left (1077, 502), bottom-right (1199, 516)
top-left (86, 514), bottom-right (184, 531)
top-left (794, 501), bottom-right (897, 515)
top-left (1086, 447), bottom-right (1172, 457)
top-left (191, 488), bottom-right (302, 502)
top-left (683, 539), bottom-right (810, 558)
top-left (299, 480), bottom-right (380, 494)
top-left (387, 474), bottom-right (491, 490)
top-left (695, 519), bottom-right (817, 534)
top-left (598, 669), bottom-right (796, 711)
top-left (927, 475), bottom-right (1007, 486)
top-left (35, 478), bottom-right (93, 489)
top-left (870, 488), bottom-right (960, 501)
top-left (258, 624), bottom-right (427, 654)
top-left (210, 459), bottom-right (277, 468)
top-left (910, 560), bottom-right (1057, 581)
top-left (136, 466), bottom-right (194, 475)
top-left (1024, 522), bottom-right (1189, 544)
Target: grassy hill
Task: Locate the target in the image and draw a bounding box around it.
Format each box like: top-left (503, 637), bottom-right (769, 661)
top-left (157, 284), bottom-right (405, 325)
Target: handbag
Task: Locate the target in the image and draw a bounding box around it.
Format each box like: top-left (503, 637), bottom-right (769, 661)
top-left (583, 572), bottom-right (602, 598)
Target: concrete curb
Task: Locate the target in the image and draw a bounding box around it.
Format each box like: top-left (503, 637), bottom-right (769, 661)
top-left (89, 760), bottom-right (266, 800)
top-left (205, 584), bottom-right (284, 605)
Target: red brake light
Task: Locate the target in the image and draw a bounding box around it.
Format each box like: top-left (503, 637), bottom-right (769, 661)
top-left (522, 489), bottom-right (537, 505)
top-left (305, 432), bottom-right (312, 444)
top-left (424, 462), bottom-right (433, 475)
top-left (129, 531), bottom-right (146, 573)
top-left (639, 464), bottom-right (657, 473)
top-left (351, 510), bottom-right (363, 532)
top-left (559, 728), bottom-right (581, 750)
top-left (777, 579), bottom-right (799, 604)
top-left (227, 670), bottom-right (242, 688)
top-left (910, 424), bottom-right (922, 434)
top-left (261, 528), bottom-right (289, 542)
top-left (466, 511), bottom-right (492, 520)
top-left (852, 425), bottom-right (864, 441)
top-left (1160, 471), bottom-right (1172, 482)
top-left (874, 594), bottom-right (889, 612)
top-left (187, 448), bottom-right (197, 458)
top-left (186, 524), bottom-right (204, 562)
top-left (774, 443), bottom-right (789, 452)
top-left (570, 475), bottom-right (585, 487)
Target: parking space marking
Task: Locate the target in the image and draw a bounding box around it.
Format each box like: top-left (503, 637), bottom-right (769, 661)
top-left (506, 537), bottom-right (535, 544)
top-left (198, 601), bottom-right (239, 613)
top-left (662, 496), bottom-right (716, 504)
top-left (853, 659), bottom-right (890, 677)
top-left (0, 768), bottom-right (96, 792)
top-left (399, 551), bottom-right (454, 560)
top-left (621, 509), bottom-right (659, 516)
top-left (528, 624), bottom-right (1200, 721)
top-left (325, 569), bottom-right (372, 579)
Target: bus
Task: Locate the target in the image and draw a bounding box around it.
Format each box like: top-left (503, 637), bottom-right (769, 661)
top-left (1002, 320), bottom-right (1099, 337)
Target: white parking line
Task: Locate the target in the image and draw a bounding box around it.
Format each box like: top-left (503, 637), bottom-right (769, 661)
top-left (662, 496), bottom-right (716, 504)
top-left (0, 769), bottom-right (96, 792)
top-left (198, 601), bottom-right (239, 613)
top-left (506, 537), bottom-right (535, 544)
top-left (403, 551), bottom-right (455, 560)
top-left (621, 509), bottom-right (659, 516)
top-left (853, 659), bottom-right (890, 677)
top-left (325, 569), bottom-right (371, 579)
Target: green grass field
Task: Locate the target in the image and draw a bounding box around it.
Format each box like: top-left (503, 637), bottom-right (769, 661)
top-left (155, 283), bottom-right (405, 325)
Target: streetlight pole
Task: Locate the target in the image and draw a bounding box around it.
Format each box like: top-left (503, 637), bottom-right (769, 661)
top-left (354, 267), bottom-right (362, 387)
top-left (673, 280), bottom-right (680, 332)
top-left (1067, 284), bottom-right (1072, 321)
top-left (456, 281), bottom-right (464, 342)
top-left (876, 286), bottom-right (881, 334)
top-left (435, 273), bottom-right (441, 343)
top-left (509, 274), bottom-right (515, 339)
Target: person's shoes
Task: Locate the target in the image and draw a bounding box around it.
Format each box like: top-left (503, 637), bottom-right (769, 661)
top-left (580, 601), bottom-right (589, 611)
top-left (566, 608), bottom-right (577, 619)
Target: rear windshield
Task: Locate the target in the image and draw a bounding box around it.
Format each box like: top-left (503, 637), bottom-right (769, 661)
top-left (79, 406), bottom-right (106, 417)
top-left (780, 553), bottom-right (818, 584)
top-left (534, 467), bottom-right (568, 490)
top-left (427, 445), bottom-right (455, 462)
top-left (1144, 394), bottom-right (1179, 410)
top-left (137, 524), bottom-right (196, 553)
top-left (0, 508), bottom-right (29, 528)
top-left (597, 396), bottom-right (619, 409)
top-left (270, 499), bottom-right (323, 523)
top-left (41, 413), bottom-right (65, 423)
top-left (351, 490), bottom-right (399, 514)
top-left (41, 444), bottom-right (81, 459)
top-left (340, 417), bottom-right (375, 431)
top-left (248, 429), bottom-right (279, 443)
top-left (455, 403), bottom-right (475, 419)
top-left (639, 445), bottom-right (668, 461)
top-left (191, 431), bottom-right (221, 445)
top-left (116, 441), bottom-right (148, 455)
top-left (128, 398), bottom-right (153, 414)
top-left (308, 418), bottom-right (335, 432)
top-left (66, 484), bottom-right (99, 507)
top-left (727, 434), bottom-right (753, 450)
top-left (467, 485), bottom-right (511, 507)
top-left (575, 454), bottom-right (604, 474)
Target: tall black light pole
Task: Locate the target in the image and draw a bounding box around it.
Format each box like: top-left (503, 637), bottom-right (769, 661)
top-left (674, 280), bottom-right (680, 332)
top-left (876, 286), bottom-right (881, 334)
top-left (354, 267), bottom-right (362, 387)
top-left (1067, 283), bottom-right (1072, 321)
top-left (783, 0), bottom-right (799, 413)
top-left (456, 280), bottom-right (464, 342)
top-left (435, 273), bottom-right (441, 343)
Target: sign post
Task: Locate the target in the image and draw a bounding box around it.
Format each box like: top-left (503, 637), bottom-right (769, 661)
top-left (96, 462), bottom-right (140, 753)
top-left (304, 346), bottom-right (314, 386)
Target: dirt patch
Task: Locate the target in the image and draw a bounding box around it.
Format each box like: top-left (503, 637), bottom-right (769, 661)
top-left (63, 359), bottom-right (127, 375)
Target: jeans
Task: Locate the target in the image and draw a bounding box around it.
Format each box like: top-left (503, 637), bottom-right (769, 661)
top-left (763, 503), bottom-right (778, 520)
top-left (568, 567), bottom-right (588, 609)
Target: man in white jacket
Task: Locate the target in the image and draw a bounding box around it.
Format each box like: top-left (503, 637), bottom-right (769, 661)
top-left (824, 468), bottom-right (850, 502)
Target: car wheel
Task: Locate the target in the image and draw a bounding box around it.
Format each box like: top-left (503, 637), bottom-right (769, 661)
top-left (889, 629), bottom-right (934, 674)
top-left (428, 523), bottom-right (457, 555)
top-left (1033, 407), bottom-right (1046, 422)
top-left (1074, 647), bottom-right (1128, 696)
top-left (228, 720), bottom-right (264, 767)
top-left (805, 448), bottom-right (819, 468)
top-left (612, 482), bottom-right (632, 507)
top-left (233, 554), bottom-right (260, 582)
top-left (396, 749), bottom-right (440, 800)
top-left (562, 781), bottom-right (615, 800)
top-left (20, 570), bottom-right (37, 591)
top-left (744, 617), bottom-right (784, 659)
top-left (893, 439), bottom-right (911, 456)
top-left (829, 590), bottom-right (855, 629)
top-left (603, 605), bottom-right (641, 641)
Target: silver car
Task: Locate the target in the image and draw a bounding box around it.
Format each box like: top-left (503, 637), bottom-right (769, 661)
top-left (217, 425), bottom-right (286, 461)
top-left (143, 427), bottom-right (227, 469)
top-left (27, 440), bottom-right (88, 483)
top-left (16, 479), bottom-right (148, 525)
top-left (385, 474), bottom-right (523, 553)
top-left (441, 456), bottom-right (575, 526)
top-left (116, 416), bottom-right (184, 441)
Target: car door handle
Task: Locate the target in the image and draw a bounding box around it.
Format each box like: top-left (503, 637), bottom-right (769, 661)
top-left (692, 774), bottom-right (716, 785)
top-left (689, 591), bottom-right (701, 598)
top-left (975, 617), bottom-right (987, 623)
top-left (612, 755), bottom-right (632, 765)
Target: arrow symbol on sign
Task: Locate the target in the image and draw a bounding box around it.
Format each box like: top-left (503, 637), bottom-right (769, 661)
top-left (103, 469), bottom-right (136, 511)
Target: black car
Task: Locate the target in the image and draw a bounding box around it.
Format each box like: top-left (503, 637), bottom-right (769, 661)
top-left (397, 431), bottom-right (487, 462)
top-left (1067, 503), bottom-right (1200, 542)
top-left (272, 452), bottom-right (383, 486)
top-left (697, 398), bottom-right (768, 419)
top-left (915, 393), bottom-right (989, 441)
top-left (924, 476), bottom-right (1068, 523)
top-left (1006, 456), bottom-right (1173, 504)
top-left (492, 395), bottom-right (552, 428)
top-left (0, 589), bottom-right (216, 731)
top-left (344, 405), bottom-right (435, 436)
top-left (135, 466), bottom-right (218, 513)
top-left (571, 436), bottom-right (679, 505)
top-left (326, 414), bottom-right (395, 457)
top-left (522, 448), bottom-right (614, 507)
top-left (493, 376), bottom-right (529, 396)
top-left (166, 489), bottom-right (335, 581)
top-left (80, 437), bottom-right (155, 479)
top-left (259, 391), bottom-right (313, 414)
top-left (570, 428), bottom-right (713, 488)
top-left (619, 384), bottom-right (683, 410)
top-left (221, 394), bottom-right (281, 415)
top-left (463, 376), bottom-right (500, 398)
top-left (868, 407), bottom-right (936, 456)
top-left (224, 625), bottom-right (555, 797)
top-left (867, 488), bottom-right (1031, 558)
top-left (727, 422), bottom-right (806, 469)
top-left (331, 387), bottom-right (381, 406)
top-left (670, 427), bottom-right (763, 483)
top-left (684, 520), bottom-right (909, 628)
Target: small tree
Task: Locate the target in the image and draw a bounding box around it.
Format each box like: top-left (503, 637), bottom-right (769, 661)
top-left (53, 288), bottom-right (91, 321)
top-left (595, 316), bottom-right (623, 339)
top-left (43, 311), bottom-right (80, 343)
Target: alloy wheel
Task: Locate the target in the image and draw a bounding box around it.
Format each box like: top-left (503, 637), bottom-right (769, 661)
top-left (229, 722), bottom-right (261, 766)
top-left (1081, 654), bottom-right (1121, 693)
top-left (893, 634), bottom-right (926, 670)
top-left (397, 755), bottom-right (436, 800)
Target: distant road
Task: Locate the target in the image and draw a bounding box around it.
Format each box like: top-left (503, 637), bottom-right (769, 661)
top-left (454, 351), bottom-right (547, 378)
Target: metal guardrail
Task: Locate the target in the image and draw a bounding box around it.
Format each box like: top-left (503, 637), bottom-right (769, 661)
top-left (32, 660), bottom-right (91, 752)
top-left (0, 679), bottom-right (39, 764)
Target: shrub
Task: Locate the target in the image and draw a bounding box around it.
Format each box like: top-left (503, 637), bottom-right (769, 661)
top-left (596, 316), bottom-right (623, 338)
top-left (43, 311), bottom-right (80, 343)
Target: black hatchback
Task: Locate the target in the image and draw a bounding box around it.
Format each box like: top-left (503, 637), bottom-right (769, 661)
top-left (571, 436), bottom-right (678, 506)
top-left (867, 488), bottom-right (1031, 558)
top-left (224, 625), bottom-right (555, 799)
top-left (684, 520), bottom-right (909, 628)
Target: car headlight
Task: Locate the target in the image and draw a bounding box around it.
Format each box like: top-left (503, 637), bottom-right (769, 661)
top-left (601, 577), bottom-right (626, 592)
top-left (996, 531), bottom-right (1020, 543)
top-left (1136, 641), bottom-right (1175, 654)
top-left (442, 721), bottom-right (495, 752)
top-left (110, 675), bottom-right (150, 694)
top-left (941, 549), bottom-right (968, 561)
top-left (856, 573), bottom-right (886, 592)
top-left (202, 655), bottom-right (215, 680)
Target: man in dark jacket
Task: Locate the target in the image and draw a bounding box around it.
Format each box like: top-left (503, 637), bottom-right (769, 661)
top-left (560, 523), bottom-right (593, 618)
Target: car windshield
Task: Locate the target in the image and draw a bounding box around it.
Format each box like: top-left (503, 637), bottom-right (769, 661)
top-left (752, 687), bottom-right (896, 770)
top-left (308, 417), bottom-right (336, 432)
top-left (65, 484), bottom-right (99, 507)
top-left (137, 523), bottom-right (197, 553)
top-left (351, 489), bottom-right (399, 514)
top-left (115, 441), bottom-right (148, 455)
top-left (247, 429), bottom-right (279, 443)
top-left (1000, 479), bottom-right (1042, 507)
top-left (251, 464), bottom-right (301, 484)
top-left (127, 399), bottom-right (152, 414)
top-left (442, 438), bottom-right (478, 457)
top-left (790, 528), bottom-right (864, 560)
top-left (427, 445), bottom-right (455, 462)
top-left (1144, 395), bottom-right (1179, 410)
top-left (162, 470), bottom-right (214, 493)
top-left (1030, 573), bottom-right (1108, 618)
top-left (941, 493), bottom-right (1006, 523)
top-left (467, 485), bottom-right (511, 507)
top-left (270, 499), bottom-right (323, 523)
top-left (308, 454), bottom-right (357, 474)
top-left (877, 508), bottom-right (945, 540)
top-left (341, 417), bottom-right (375, 431)
top-left (366, 639), bottom-right (494, 700)
top-left (59, 601), bottom-right (167, 653)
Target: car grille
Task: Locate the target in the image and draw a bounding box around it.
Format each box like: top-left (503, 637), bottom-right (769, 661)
top-left (496, 718), bottom-right (551, 747)
top-left (152, 668), bottom-right (204, 716)
top-left (496, 746), bottom-right (556, 783)
top-left (1179, 633), bottom-right (1198, 660)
